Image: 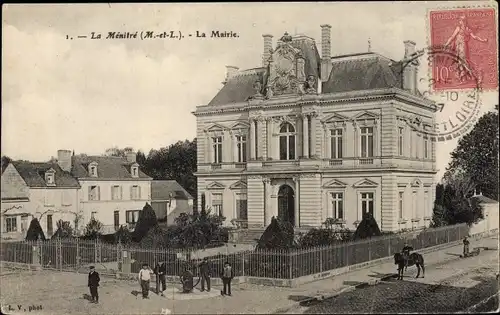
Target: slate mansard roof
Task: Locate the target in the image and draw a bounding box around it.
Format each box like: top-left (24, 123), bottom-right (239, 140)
top-left (71, 155), bottom-right (152, 180)
top-left (11, 161), bottom-right (81, 188)
top-left (206, 38), bottom-right (420, 106)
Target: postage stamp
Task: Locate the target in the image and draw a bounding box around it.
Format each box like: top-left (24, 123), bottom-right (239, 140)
top-left (428, 7), bottom-right (498, 91)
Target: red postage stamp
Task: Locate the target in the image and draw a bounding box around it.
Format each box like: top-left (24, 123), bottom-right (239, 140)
top-left (429, 7), bottom-right (498, 91)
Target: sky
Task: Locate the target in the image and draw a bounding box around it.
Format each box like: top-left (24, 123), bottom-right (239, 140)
top-left (2, 2), bottom-right (498, 180)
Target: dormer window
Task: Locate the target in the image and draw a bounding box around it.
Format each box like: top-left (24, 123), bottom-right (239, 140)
top-left (45, 169), bottom-right (56, 186)
top-left (88, 162), bottom-right (98, 177)
top-left (131, 163), bottom-right (139, 178)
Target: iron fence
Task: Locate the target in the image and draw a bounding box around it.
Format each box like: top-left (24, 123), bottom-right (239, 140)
top-left (0, 223), bottom-right (469, 280)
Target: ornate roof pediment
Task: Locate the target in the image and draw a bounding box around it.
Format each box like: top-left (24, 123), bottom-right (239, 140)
top-left (323, 179), bottom-right (348, 188)
top-left (321, 113), bottom-right (350, 123)
top-left (230, 121), bottom-right (250, 130)
top-left (353, 111), bottom-right (379, 121)
top-left (411, 178), bottom-right (423, 187)
top-left (353, 178), bottom-right (379, 188)
top-left (229, 181), bottom-right (247, 190)
top-left (205, 123), bottom-right (228, 133)
top-left (206, 181), bottom-right (226, 190)
top-left (45, 168), bottom-right (56, 174)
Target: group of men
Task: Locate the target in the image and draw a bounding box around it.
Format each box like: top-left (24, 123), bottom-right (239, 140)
top-left (86, 257), bottom-right (235, 303)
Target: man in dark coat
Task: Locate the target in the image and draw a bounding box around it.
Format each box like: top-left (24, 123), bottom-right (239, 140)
top-left (463, 236), bottom-right (470, 257)
top-left (220, 262), bottom-right (234, 296)
top-left (154, 261), bottom-right (167, 296)
top-left (199, 257), bottom-right (212, 292)
top-left (88, 266), bottom-right (100, 303)
top-left (401, 243), bottom-right (413, 269)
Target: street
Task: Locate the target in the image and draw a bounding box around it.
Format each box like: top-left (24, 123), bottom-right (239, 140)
top-left (297, 248), bottom-right (499, 314)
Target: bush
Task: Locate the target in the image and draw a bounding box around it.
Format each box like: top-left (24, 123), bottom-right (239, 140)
top-left (298, 227), bottom-right (352, 248)
top-left (51, 220), bottom-right (75, 240)
top-left (132, 203), bottom-right (158, 243)
top-left (25, 218), bottom-right (46, 241)
top-left (114, 225), bottom-right (132, 245)
top-left (353, 212), bottom-right (382, 240)
top-left (256, 216), bottom-right (295, 250)
top-left (140, 225), bottom-right (171, 249)
top-left (82, 218), bottom-right (103, 240)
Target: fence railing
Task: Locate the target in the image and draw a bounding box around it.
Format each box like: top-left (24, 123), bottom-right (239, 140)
top-left (0, 223), bottom-right (469, 280)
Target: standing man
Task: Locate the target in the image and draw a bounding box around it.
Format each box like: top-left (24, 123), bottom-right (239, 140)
top-left (220, 262), bottom-right (234, 296)
top-left (88, 266), bottom-right (100, 304)
top-left (463, 236), bottom-right (470, 257)
top-left (199, 257), bottom-right (212, 292)
top-left (154, 261), bottom-right (167, 296)
top-left (138, 263), bottom-right (153, 299)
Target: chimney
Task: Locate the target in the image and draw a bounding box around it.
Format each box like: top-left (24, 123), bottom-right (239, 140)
top-left (402, 40), bottom-right (418, 92)
top-left (126, 151), bottom-right (137, 163)
top-left (223, 65), bottom-right (239, 84)
top-left (57, 150), bottom-right (72, 172)
top-left (320, 24), bottom-right (332, 82)
top-left (262, 34), bottom-right (273, 67)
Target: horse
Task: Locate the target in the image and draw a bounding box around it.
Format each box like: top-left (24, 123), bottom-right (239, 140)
top-left (393, 252), bottom-right (425, 280)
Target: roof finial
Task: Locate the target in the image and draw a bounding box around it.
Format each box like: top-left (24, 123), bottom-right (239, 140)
top-left (368, 37), bottom-right (372, 52)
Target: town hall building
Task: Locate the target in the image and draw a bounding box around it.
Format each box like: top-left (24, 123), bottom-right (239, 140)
top-left (193, 25), bottom-right (437, 232)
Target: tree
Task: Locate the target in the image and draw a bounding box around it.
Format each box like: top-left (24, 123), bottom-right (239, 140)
top-left (51, 220), bottom-right (74, 239)
top-left (140, 225), bottom-right (171, 248)
top-left (114, 225), bottom-right (132, 245)
top-left (83, 218), bottom-right (103, 240)
top-left (256, 217), bottom-right (295, 250)
top-left (25, 218), bottom-right (46, 241)
top-left (444, 108), bottom-right (499, 200)
top-left (353, 212), bottom-right (382, 240)
top-left (132, 203), bottom-right (158, 243)
top-left (298, 227), bottom-right (352, 248)
top-left (104, 146), bottom-right (135, 157)
top-left (141, 139), bottom-right (197, 207)
top-left (1, 155), bottom-right (12, 173)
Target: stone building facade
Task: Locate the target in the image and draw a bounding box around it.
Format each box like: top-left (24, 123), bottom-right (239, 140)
top-left (194, 25), bottom-right (437, 232)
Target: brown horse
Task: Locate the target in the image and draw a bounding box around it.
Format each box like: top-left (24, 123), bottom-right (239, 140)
top-left (394, 252), bottom-right (425, 280)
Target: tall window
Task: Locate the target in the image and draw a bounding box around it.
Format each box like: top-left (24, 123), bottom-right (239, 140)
top-left (47, 214), bottom-right (53, 235)
top-left (236, 135), bottom-right (247, 163)
top-left (331, 193), bottom-right (344, 219)
top-left (111, 185), bottom-right (122, 200)
top-left (424, 190), bottom-right (429, 217)
top-left (236, 194), bottom-right (248, 220)
top-left (412, 191), bottom-right (417, 218)
top-left (424, 137), bottom-right (429, 159)
top-left (212, 193), bottom-right (223, 216)
top-left (212, 136), bottom-right (223, 164)
top-left (5, 216), bottom-right (17, 232)
top-left (131, 166), bottom-right (139, 177)
top-left (279, 123), bottom-right (296, 160)
top-left (89, 185), bottom-right (100, 201)
top-left (131, 185), bottom-right (141, 200)
top-left (361, 192), bottom-right (374, 216)
top-left (398, 191), bottom-right (404, 219)
top-left (126, 210), bottom-right (140, 224)
top-left (398, 127), bottom-right (404, 156)
top-left (45, 172), bottom-right (55, 185)
top-left (330, 129), bottom-right (343, 159)
top-left (360, 127), bottom-right (374, 158)
top-left (21, 215), bottom-right (28, 232)
top-left (114, 211), bottom-right (120, 229)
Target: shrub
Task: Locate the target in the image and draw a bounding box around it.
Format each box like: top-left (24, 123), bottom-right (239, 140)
top-left (298, 227), bottom-right (352, 248)
top-left (114, 225), bottom-right (132, 245)
top-left (82, 218), bottom-right (103, 240)
top-left (25, 218), bottom-right (46, 241)
top-left (256, 217), bottom-right (295, 250)
top-left (132, 203), bottom-right (158, 243)
top-left (353, 212), bottom-right (382, 240)
top-left (51, 220), bottom-right (75, 239)
top-left (140, 225), bottom-right (171, 249)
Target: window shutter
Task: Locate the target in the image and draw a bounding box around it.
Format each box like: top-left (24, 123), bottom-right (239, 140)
top-left (120, 186), bottom-right (123, 200)
top-left (88, 186), bottom-right (92, 200)
top-left (130, 186), bottom-right (133, 199)
top-left (97, 186), bottom-right (101, 201)
top-left (138, 186), bottom-right (142, 199)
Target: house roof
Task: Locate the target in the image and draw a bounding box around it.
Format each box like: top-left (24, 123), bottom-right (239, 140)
top-left (151, 180), bottom-right (193, 200)
top-left (472, 195), bottom-right (499, 204)
top-left (72, 156), bottom-right (152, 180)
top-left (11, 161), bottom-right (80, 188)
top-left (208, 68), bottom-right (267, 106)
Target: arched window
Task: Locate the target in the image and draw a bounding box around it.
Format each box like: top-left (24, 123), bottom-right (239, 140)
top-left (279, 122), bottom-right (296, 160)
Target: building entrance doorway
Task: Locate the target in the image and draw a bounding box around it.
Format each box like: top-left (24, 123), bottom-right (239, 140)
top-left (277, 184), bottom-right (295, 226)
